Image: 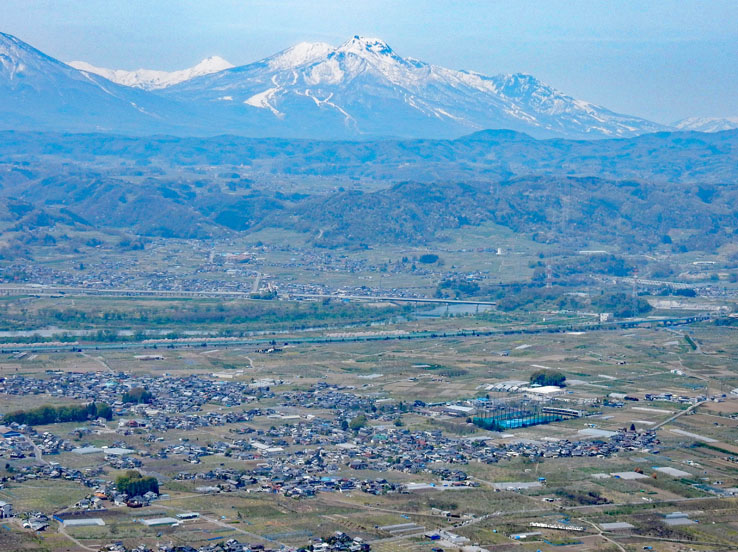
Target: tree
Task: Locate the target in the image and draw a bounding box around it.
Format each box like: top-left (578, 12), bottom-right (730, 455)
top-left (122, 387), bottom-right (153, 404)
top-left (116, 470), bottom-right (159, 496)
top-left (349, 414), bottom-right (367, 431)
top-left (418, 254), bottom-right (439, 264)
top-left (529, 369), bottom-right (566, 387)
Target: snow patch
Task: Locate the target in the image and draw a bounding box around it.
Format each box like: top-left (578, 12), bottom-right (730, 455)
top-left (244, 88), bottom-right (282, 116)
top-left (68, 56), bottom-right (234, 90)
top-left (267, 42), bottom-right (333, 71)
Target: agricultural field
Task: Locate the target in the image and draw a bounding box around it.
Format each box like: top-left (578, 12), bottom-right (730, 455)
top-left (0, 292), bottom-right (736, 551)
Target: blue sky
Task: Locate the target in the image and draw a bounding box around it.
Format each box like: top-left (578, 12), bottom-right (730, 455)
top-left (3, 0), bottom-right (737, 123)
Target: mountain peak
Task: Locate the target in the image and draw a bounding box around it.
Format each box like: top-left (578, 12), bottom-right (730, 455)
top-left (1, 31), bottom-right (671, 139)
top-left (338, 36), bottom-right (394, 56)
top-left (192, 56), bottom-right (234, 73)
top-left (267, 41), bottom-right (334, 70)
top-left (0, 31), bottom-right (25, 48)
top-left (1, 31), bottom-right (61, 78)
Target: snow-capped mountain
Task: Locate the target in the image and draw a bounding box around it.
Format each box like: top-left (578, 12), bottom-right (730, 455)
top-left (0, 31), bottom-right (206, 134)
top-left (68, 56), bottom-right (234, 90)
top-left (163, 35), bottom-right (668, 139)
top-left (0, 32), bottom-right (672, 139)
top-left (672, 117), bottom-right (738, 133)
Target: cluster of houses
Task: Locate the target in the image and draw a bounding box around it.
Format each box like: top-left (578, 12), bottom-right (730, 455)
top-left (604, 390), bottom-right (721, 408)
top-left (98, 531), bottom-right (370, 552)
top-left (0, 428), bottom-right (72, 459)
top-left (281, 384), bottom-right (378, 412)
top-left (0, 431), bottom-right (35, 459)
top-left (0, 371), bottom-right (274, 414)
top-left (644, 392), bottom-right (711, 404)
top-left (1, 461), bottom-right (104, 488)
top-left (1, 370), bottom-right (662, 497)
top-left (299, 532), bottom-right (370, 552)
top-left (175, 465), bottom-right (406, 499)
top-left (102, 538), bottom-right (277, 552)
top-left (163, 427), bottom-right (658, 500)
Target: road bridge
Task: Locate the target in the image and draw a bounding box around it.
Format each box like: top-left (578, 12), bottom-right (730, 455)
top-left (288, 293), bottom-right (496, 306)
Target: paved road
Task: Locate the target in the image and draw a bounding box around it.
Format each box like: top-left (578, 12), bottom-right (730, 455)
top-left (21, 435), bottom-right (48, 465)
top-left (653, 400), bottom-right (707, 430)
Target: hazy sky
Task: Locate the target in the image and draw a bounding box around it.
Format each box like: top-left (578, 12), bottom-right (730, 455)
top-left (3, 0), bottom-right (737, 123)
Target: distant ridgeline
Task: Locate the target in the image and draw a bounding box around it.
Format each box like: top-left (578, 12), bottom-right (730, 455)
top-left (0, 130), bottom-right (736, 251)
top-left (3, 402), bottom-right (113, 426)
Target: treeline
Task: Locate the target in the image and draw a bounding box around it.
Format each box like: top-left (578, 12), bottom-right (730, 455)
top-left (24, 301), bottom-right (408, 330)
top-left (116, 470), bottom-right (159, 497)
top-left (493, 286), bottom-right (652, 317)
top-left (531, 254), bottom-right (634, 280)
top-left (3, 402), bottom-right (112, 426)
top-left (592, 292), bottom-right (652, 317)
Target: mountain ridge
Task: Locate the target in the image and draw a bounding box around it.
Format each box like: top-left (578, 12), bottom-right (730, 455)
top-left (673, 116), bottom-right (738, 133)
top-left (68, 56), bottom-right (234, 90)
top-left (0, 31), bottom-right (729, 140)
top-left (163, 35), bottom-right (667, 139)
top-left (0, 31), bottom-right (215, 135)
top-left (1, 127), bottom-right (735, 184)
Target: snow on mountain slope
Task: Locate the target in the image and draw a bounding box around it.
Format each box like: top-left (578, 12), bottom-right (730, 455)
top-left (0, 31), bottom-right (205, 133)
top-left (69, 56), bottom-right (234, 90)
top-left (164, 35), bottom-right (668, 139)
top-left (672, 117), bottom-right (738, 133)
top-left (1, 32), bottom-right (672, 139)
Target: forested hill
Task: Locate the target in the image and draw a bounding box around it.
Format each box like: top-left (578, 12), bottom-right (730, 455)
top-left (1, 129), bottom-right (737, 252)
top-left (1, 128), bottom-right (736, 183)
top-left (269, 177), bottom-right (738, 249)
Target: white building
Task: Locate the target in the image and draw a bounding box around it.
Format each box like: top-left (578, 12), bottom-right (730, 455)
top-left (0, 500), bottom-right (13, 518)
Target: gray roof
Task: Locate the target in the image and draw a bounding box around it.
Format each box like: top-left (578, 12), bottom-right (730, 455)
top-left (600, 522), bottom-right (634, 530)
top-left (62, 518), bottom-right (105, 527)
